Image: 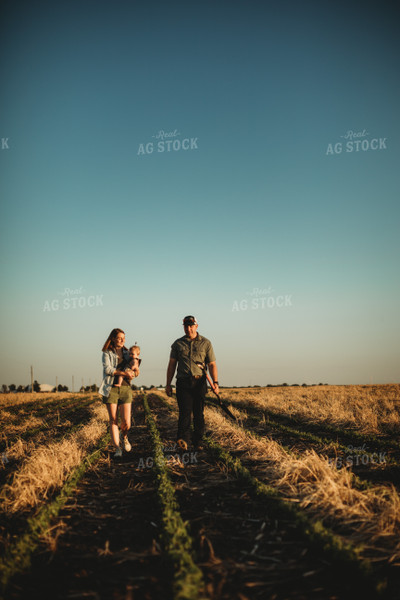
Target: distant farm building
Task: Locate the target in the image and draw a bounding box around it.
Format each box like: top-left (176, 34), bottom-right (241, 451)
top-left (25, 383), bottom-right (55, 392)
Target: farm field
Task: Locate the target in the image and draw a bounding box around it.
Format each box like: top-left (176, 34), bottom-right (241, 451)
top-left (0, 385), bottom-right (400, 599)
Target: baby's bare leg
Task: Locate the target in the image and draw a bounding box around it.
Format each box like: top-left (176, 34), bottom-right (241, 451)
top-left (114, 374), bottom-right (123, 387)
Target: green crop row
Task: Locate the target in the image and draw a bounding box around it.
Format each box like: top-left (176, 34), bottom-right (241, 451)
top-left (142, 395), bottom-right (205, 600)
top-left (1, 397), bottom-right (97, 453)
top-left (225, 396), bottom-right (400, 452)
top-left (0, 394), bottom-right (95, 417)
top-left (205, 396), bottom-right (400, 499)
top-left (202, 435), bottom-right (387, 598)
top-left (153, 392), bottom-right (389, 597)
top-left (0, 432), bottom-right (110, 598)
top-left (232, 406), bottom-right (399, 485)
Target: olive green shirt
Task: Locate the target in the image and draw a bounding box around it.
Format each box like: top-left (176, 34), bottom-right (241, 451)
top-left (170, 334), bottom-right (216, 379)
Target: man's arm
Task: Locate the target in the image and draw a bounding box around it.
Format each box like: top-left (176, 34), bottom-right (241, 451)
top-left (207, 361), bottom-right (219, 395)
top-left (166, 357), bottom-right (177, 396)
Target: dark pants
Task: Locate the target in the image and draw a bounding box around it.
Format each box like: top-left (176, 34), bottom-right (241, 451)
top-left (176, 376), bottom-right (207, 446)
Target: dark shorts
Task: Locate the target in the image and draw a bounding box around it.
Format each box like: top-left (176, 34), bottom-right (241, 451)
top-left (102, 386), bottom-right (133, 405)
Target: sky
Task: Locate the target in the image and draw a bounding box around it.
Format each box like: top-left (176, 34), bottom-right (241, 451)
top-left (0, 0), bottom-right (399, 389)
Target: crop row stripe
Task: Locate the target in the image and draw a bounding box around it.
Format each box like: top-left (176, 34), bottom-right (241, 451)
top-left (254, 412), bottom-right (400, 474)
top-left (202, 435), bottom-right (389, 597)
top-left (1, 397), bottom-right (98, 453)
top-left (224, 396), bottom-right (400, 452)
top-left (207, 399), bottom-right (399, 490)
top-left (1, 394), bottom-right (96, 418)
top-left (142, 394), bottom-right (205, 600)
top-left (152, 392), bottom-right (388, 597)
top-left (0, 414), bottom-right (104, 503)
top-left (0, 433), bottom-right (110, 597)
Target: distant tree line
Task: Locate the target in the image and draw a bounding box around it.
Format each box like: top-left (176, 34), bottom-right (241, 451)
top-left (2, 381), bottom-right (329, 393)
top-left (79, 384), bottom-right (100, 393)
top-left (1, 381), bottom-right (99, 393)
top-left (1, 382), bottom-right (165, 393)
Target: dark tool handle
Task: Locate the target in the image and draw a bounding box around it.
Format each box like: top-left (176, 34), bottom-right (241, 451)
top-left (195, 362), bottom-right (236, 421)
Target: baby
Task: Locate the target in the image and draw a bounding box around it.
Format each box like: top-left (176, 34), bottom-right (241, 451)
top-left (114, 345), bottom-right (141, 387)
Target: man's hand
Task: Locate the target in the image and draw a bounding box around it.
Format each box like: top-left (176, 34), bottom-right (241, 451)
top-left (166, 358), bottom-right (177, 397)
top-left (208, 361), bottom-right (219, 395)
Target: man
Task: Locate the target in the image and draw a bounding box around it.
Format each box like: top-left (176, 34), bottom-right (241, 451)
top-left (166, 315), bottom-right (219, 451)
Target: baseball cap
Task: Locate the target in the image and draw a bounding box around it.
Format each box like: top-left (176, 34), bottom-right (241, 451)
top-left (183, 315), bottom-right (197, 325)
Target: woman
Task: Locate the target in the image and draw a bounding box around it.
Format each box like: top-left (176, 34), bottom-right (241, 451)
top-left (99, 328), bottom-right (138, 457)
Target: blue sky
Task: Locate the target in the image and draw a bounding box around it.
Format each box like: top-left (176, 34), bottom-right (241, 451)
top-left (1, 0), bottom-right (399, 388)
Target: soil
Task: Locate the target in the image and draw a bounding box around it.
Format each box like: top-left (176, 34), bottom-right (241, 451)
top-left (4, 394), bottom-right (399, 600)
top-left (0, 401), bottom-right (97, 493)
top-left (235, 403), bottom-right (400, 490)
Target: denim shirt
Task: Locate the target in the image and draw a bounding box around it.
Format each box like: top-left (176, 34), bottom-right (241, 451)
top-left (99, 349), bottom-right (129, 398)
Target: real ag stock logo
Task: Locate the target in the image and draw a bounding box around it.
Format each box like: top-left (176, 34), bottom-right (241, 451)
top-left (328, 444), bottom-right (386, 469)
top-left (326, 129), bottom-right (387, 155)
top-left (137, 129), bottom-right (198, 156)
top-left (42, 287), bottom-right (104, 312)
top-left (136, 444), bottom-right (198, 470)
top-left (232, 286), bottom-right (293, 312)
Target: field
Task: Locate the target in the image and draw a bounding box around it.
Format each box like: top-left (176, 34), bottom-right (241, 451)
top-left (1, 385), bottom-right (400, 599)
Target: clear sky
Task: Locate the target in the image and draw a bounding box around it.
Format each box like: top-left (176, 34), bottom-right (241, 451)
top-left (1, 0), bottom-right (399, 388)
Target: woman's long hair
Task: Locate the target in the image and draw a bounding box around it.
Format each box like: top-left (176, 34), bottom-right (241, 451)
top-left (102, 328), bottom-right (126, 352)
